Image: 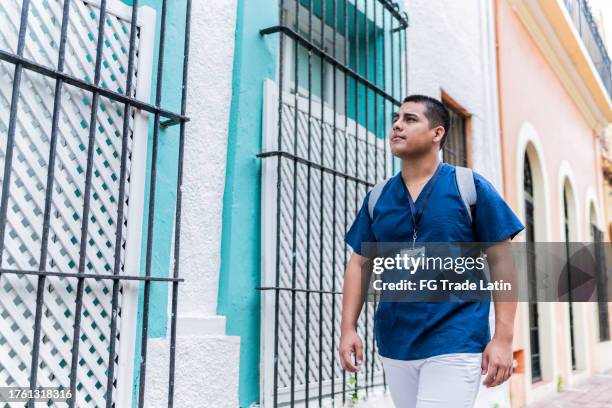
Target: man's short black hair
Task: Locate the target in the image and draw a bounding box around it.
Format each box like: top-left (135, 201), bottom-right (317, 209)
top-left (402, 94), bottom-right (450, 149)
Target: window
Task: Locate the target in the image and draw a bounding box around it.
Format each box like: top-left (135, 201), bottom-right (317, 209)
top-left (259, 1), bottom-right (408, 405)
top-left (281, 1), bottom-right (346, 114)
top-left (591, 223), bottom-right (609, 342)
top-left (0, 1), bottom-right (190, 405)
top-left (563, 188), bottom-right (577, 370)
top-left (524, 155), bottom-right (542, 382)
top-left (441, 90), bottom-right (471, 167)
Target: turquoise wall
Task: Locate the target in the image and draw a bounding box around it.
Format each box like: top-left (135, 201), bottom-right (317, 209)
top-left (218, 1), bottom-right (405, 406)
top-left (119, 1), bottom-right (187, 407)
top-left (217, 0), bottom-right (279, 406)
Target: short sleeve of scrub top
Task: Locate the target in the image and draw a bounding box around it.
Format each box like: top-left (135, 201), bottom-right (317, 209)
top-left (341, 164), bottom-right (526, 361)
top-left (473, 172), bottom-right (525, 243)
top-left (345, 192), bottom-right (377, 257)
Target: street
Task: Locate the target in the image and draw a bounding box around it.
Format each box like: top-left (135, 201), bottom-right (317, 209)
top-left (528, 371), bottom-right (612, 408)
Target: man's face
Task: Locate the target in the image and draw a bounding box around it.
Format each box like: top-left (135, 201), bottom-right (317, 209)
top-left (389, 101), bottom-right (444, 158)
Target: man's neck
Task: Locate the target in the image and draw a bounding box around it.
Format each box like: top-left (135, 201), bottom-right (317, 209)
top-left (400, 152), bottom-right (441, 184)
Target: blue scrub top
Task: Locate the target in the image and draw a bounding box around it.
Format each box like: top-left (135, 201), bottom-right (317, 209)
top-left (345, 162), bottom-right (525, 360)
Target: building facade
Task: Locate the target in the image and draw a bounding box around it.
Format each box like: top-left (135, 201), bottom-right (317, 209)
top-left (1, 1), bottom-right (611, 407)
top-left (495, 0), bottom-right (612, 406)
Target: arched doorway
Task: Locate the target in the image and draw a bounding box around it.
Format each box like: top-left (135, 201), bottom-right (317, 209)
top-left (516, 132), bottom-right (555, 391)
top-left (562, 179), bottom-right (578, 370)
top-left (524, 154), bottom-right (542, 382)
top-left (589, 202), bottom-right (609, 342)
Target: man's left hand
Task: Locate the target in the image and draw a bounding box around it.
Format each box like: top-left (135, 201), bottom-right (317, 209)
top-left (481, 336), bottom-right (514, 387)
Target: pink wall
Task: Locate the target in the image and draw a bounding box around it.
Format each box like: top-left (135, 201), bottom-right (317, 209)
top-left (497, 0), bottom-right (603, 242)
top-left (496, 0), bottom-right (607, 404)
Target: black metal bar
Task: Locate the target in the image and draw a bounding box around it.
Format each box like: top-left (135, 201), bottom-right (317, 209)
top-left (400, 23), bottom-right (405, 97)
top-left (272, 0), bottom-right (285, 407)
top-left (0, 268), bottom-right (184, 282)
top-left (564, 0), bottom-right (612, 97)
top-left (33, 0), bottom-right (72, 403)
top-left (289, 0), bottom-right (301, 405)
top-left (382, 1), bottom-right (388, 180)
top-left (353, 0), bottom-right (360, 395)
top-left (371, 0), bottom-right (379, 389)
top-left (363, 0), bottom-right (370, 394)
top-left (137, 0), bottom-right (169, 405)
top-left (370, 295), bottom-right (377, 386)
top-left (65, 0), bottom-right (109, 404)
top-left (260, 26), bottom-right (400, 106)
top-left (257, 286), bottom-right (343, 295)
top-left (0, 0), bottom-right (31, 265)
top-left (257, 151), bottom-right (374, 187)
top-left (318, 0), bottom-right (326, 405)
top-left (342, 0), bottom-right (349, 401)
top-left (381, 3), bottom-right (388, 391)
top-left (402, 21), bottom-right (408, 96)
top-left (160, 117), bottom-right (186, 128)
top-left (103, 0), bottom-right (141, 405)
top-left (38, 0), bottom-right (72, 282)
top-left (331, 0), bottom-right (338, 402)
top-left (304, 1), bottom-right (313, 404)
top-left (168, 0), bottom-right (192, 405)
top-left (377, 0), bottom-right (408, 28)
top-left (372, 0), bottom-right (378, 185)
top-left (353, 0), bottom-right (359, 210)
top-left (390, 15), bottom-right (395, 103)
top-left (0, 1), bottom-right (32, 404)
top-left (0, 50), bottom-right (188, 125)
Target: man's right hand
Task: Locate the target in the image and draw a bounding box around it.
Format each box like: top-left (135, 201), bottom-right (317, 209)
top-left (339, 329), bottom-right (363, 373)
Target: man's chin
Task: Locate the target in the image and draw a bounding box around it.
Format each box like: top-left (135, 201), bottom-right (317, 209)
top-left (390, 145), bottom-right (413, 158)
top-left (390, 143), bottom-right (435, 160)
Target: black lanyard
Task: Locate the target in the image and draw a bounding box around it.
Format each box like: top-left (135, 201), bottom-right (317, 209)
top-left (405, 162), bottom-right (442, 248)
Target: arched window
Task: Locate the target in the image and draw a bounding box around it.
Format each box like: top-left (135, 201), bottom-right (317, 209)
top-left (563, 186), bottom-right (577, 370)
top-left (590, 206), bottom-right (610, 341)
top-left (524, 155), bottom-right (541, 382)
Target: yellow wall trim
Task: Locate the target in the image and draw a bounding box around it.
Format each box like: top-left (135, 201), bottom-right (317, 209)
top-left (508, 0), bottom-right (612, 129)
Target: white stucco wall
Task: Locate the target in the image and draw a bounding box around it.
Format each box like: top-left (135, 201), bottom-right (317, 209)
top-left (403, 1), bottom-right (509, 407)
top-left (180, 0), bottom-right (237, 321)
top-left (144, 1), bottom-right (240, 407)
top-left (404, 0), bottom-right (503, 190)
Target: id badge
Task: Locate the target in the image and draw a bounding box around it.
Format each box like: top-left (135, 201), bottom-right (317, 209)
top-left (401, 246), bottom-right (426, 259)
top-left (400, 246), bottom-right (426, 274)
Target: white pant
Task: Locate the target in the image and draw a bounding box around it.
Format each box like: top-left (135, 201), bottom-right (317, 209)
top-left (380, 353), bottom-right (482, 408)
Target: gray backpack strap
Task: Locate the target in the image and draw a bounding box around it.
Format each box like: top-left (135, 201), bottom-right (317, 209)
top-left (455, 166), bottom-right (477, 224)
top-left (368, 178), bottom-right (391, 220)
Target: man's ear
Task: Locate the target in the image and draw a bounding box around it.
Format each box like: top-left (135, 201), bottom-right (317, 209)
top-left (432, 127), bottom-right (445, 144)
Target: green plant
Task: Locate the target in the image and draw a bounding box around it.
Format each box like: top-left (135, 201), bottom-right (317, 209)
top-left (348, 373), bottom-right (358, 404)
top-left (557, 375), bottom-right (564, 392)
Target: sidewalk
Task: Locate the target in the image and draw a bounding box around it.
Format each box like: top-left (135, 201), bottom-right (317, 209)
top-left (528, 371), bottom-right (612, 408)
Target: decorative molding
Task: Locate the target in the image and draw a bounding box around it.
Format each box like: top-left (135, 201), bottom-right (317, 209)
top-left (507, 0), bottom-right (612, 131)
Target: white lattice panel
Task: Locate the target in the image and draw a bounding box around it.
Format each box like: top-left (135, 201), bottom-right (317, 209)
top-left (0, 1), bottom-right (155, 407)
top-left (261, 80), bottom-right (390, 406)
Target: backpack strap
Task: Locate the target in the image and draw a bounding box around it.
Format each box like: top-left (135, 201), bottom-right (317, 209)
top-left (368, 167), bottom-right (478, 224)
top-left (455, 166), bottom-right (477, 224)
top-left (368, 177), bottom-right (392, 220)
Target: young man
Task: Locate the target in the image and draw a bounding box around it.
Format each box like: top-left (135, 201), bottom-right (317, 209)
top-left (339, 95), bottom-right (524, 408)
